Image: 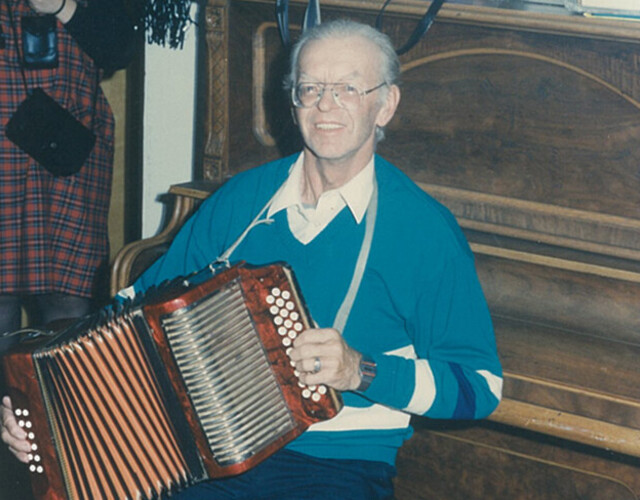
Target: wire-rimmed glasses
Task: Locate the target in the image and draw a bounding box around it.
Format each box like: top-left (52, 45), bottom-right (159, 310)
top-left (292, 82), bottom-right (387, 109)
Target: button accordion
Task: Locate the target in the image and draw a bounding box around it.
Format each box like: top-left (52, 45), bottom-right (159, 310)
top-left (2, 262), bottom-right (342, 500)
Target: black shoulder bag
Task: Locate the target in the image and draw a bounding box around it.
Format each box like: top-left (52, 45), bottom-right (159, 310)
top-left (4, 0), bottom-right (96, 177)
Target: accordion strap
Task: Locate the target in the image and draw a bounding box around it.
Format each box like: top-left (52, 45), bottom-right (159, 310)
top-left (215, 172), bottom-right (379, 334)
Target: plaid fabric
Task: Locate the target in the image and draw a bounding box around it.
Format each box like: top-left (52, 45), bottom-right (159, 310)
top-left (0, 0), bottom-right (114, 297)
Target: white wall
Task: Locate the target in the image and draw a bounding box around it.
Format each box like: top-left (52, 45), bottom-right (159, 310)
top-left (141, 5), bottom-right (199, 238)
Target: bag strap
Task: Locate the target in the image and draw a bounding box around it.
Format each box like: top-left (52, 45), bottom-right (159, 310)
top-left (376, 0), bottom-right (446, 55)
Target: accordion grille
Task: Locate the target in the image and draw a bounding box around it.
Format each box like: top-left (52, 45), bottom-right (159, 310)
top-left (33, 311), bottom-right (190, 500)
top-left (162, 279), bottom-right (295, 467)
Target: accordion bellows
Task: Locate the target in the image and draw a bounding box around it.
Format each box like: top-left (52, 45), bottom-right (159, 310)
top-left (3, 263), bottom-right (342, 500)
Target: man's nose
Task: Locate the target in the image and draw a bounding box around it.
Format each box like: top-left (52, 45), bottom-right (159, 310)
top-left (317, 88), bottom-right (340, 111)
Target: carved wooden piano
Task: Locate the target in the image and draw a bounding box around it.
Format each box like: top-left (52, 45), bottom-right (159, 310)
top-left (113, 1), bottom-right (640, 497)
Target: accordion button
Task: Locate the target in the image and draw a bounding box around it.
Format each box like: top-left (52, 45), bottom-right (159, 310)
top-left (294, 322), bottom-right (303, 332)
top-left (290, 312), bottom-right (299, 321)
top-left (29, 465), bottom-right (36, 473)
top-left (271, 287), bottom-right (281, 297)
top-left (276, 298), bottom-right (285, 307)
top-left (302, 389), bottom-right (311, 399)
top-left (278, 326), bottom-right (287, 336)
top-left (270, 305), bottom-right (279, 315)
top-left (282, 337), bottom-right (292, 347)
top-left (288, 330), bottom-right (297, 339)
top-left (14, 409), bottom-right (22, 417)
top-left (266, 295), bottom-right (275, 304)
top-left (284, 319), bottom-right (292, 328)
top-left (37, 466), bottom-right (44, 474)
top-left (317, 385), bottom-right (327, 394)
top-left (312, 393), bottom-right (321, 402)
top-left (279, 309), bottom-right (289, 318)
top-left (274, 316), bottom-right (283, 325)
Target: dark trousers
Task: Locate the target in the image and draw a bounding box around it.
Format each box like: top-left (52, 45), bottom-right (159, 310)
top-left (0, 293), bottom-right (92, 355)
top-left (171, 449), bottom-right (396, 500)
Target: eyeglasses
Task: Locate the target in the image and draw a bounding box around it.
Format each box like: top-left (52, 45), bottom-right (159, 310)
top-left (292, 82), bottom-right (387, 109)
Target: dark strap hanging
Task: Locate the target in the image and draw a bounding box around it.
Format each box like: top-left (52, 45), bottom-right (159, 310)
top-left (376, 0), bottom-right (446, 55)
top-left (276, 0), bottom-right (445, 56)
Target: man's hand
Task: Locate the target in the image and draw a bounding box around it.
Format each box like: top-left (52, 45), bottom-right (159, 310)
top-left (289, 328), bottom-right (362, 391)
top-left (1, 396), bottom-right (32, 463)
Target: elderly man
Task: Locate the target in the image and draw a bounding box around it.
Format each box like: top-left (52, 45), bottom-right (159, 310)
top-left (2, 18), bottom-right (502, 500)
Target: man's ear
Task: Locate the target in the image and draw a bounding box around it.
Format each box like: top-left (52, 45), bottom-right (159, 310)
top-left (376, 84), bottom-right (401, 128)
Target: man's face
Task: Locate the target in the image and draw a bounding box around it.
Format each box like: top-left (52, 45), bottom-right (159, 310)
top-left (294, 35), bottom-right (398, 168)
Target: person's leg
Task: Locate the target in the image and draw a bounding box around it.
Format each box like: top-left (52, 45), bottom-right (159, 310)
top-left (0, 295), bottom-right (24, 355)
top-left (170, 449), bottom-right (396, 500)
top-left (30, 293), bottom-right (93, 327)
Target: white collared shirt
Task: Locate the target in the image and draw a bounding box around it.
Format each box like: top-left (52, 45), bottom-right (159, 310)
top-left (267, 153), bottom-right (375, 244)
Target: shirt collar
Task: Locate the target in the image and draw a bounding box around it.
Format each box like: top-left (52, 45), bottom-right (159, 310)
top-left (267, 152), bottom-right (375, 224)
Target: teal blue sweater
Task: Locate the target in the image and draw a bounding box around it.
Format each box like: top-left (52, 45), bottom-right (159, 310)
top-left (133, 154), bottom-right (503, 466)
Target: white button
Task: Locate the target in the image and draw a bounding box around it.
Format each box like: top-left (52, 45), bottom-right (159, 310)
top-left (269, 305), bottom-right (279, 315)
top-left (271, 288), bottom-right (281, 297)
top-left (312, 393), bottom-right (321, 402)
top-left (282, 290), bottom-right (291, 299)
top-left (302, 389), bottom-right (311, 399)
top-left (266, 295), bottom-right (275, 304)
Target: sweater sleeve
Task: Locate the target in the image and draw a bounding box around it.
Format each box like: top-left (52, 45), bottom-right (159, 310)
top-left (362, 250), bottom-right (503, 420)
top-left (64, 0), bottom-right (138, 74)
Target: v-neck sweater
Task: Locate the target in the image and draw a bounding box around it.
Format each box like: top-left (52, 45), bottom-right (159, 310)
top-left (133, 154), bottom-right (502, 466)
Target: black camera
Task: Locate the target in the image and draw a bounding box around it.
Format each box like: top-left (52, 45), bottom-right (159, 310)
top-left (21, 15), bottom-right (58, 69)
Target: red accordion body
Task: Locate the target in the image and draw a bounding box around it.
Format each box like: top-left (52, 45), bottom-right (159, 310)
top-left (2, 263), bottom-right (342, 500)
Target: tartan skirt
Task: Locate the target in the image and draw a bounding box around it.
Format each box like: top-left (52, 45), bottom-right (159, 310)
top-left (0, 0), bottom-right (115, 297)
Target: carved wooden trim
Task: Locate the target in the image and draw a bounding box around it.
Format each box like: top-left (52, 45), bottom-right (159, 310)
top-left (404, 48), bottom-right (640, 111)
top-left (202, 0), bottom-right (230, 182)
top-left (470, 243), bottom-right (640, 284)
top-left (421, 182), bottom-right (640, 262)
top-left (490, 398), bottom-right (640, 459)
top-left (240, 0), bottom-right (640, 43)
top-left (253, 22), bottom-right (279, 147)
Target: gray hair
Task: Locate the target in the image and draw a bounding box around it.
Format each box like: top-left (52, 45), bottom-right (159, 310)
top-left (285, 19), bottom-right (400, 90)
top-left (284, 19), bottom-right (400, 143)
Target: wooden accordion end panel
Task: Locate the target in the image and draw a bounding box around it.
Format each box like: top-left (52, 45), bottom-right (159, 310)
top-left (2, 263), bottom-right (341, 500)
